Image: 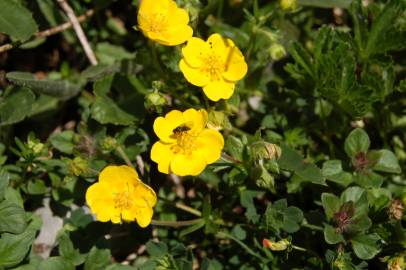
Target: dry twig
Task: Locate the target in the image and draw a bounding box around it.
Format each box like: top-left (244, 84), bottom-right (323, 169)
top-left (0, 9), bottom-right (95, 54)
top-left (57, 0), bottom-right (98, 65)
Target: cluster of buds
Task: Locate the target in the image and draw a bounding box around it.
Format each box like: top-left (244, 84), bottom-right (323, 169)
top-left (68, 156), bottom-right (89, 177)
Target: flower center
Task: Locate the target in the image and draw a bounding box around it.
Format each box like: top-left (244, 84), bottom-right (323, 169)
top-left (170, 126), bottom-right (197, 155)
top-left (147, 13), bottom-right (168, 33)
top-left (113, 192), bottom-right (133, 210)
top-left (201, 53), bottom-right (225, 81)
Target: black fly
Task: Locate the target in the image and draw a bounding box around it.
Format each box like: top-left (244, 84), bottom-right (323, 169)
top-left (173, 125), bottom-right (190, 134)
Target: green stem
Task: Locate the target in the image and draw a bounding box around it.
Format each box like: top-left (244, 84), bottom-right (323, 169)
top-left (116, 146), bottom-right (134, 169)
top-left (151, 218), bottom-right (203, 227)
top-left (149, 41), bottom-right (165, 78)
top-left (217, 232), bottom-right (265, 261)
top-left (302, 223), bottom-right (324, 231)
top-left (158, 196), bottom-right (202, 217)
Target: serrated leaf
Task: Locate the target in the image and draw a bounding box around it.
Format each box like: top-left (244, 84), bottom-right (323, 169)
top-left (6, 72), bottom-right (82, 100)
top-left (365, 0), bottom-right (404, 57)
top-left (0, 170), bottom-right (10, 200)
top-left (0, 87), bottom-right (35, 126)
top-left (0, 0), bottom-right (38, 41)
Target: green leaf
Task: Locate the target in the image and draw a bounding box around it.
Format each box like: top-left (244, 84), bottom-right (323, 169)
top-left (26, 179), bottom-right (47, 195)
top-left (95, 42), bottom-right (135, 65)
top-left (36, 257), bottom-right (75, 270)
top-left (145, 241), bottom-right (168, 257)
top-left (240, 190), bottom-right (262, 223)
top-left (278, 144), bottom-right (324, 185)
top-left (0, 200), bottom-right (27, 234)
top-left (0, 0), bottom-right (38, 41)
top-left (289, 42), bottom-right (315, 79)
top-left (179, 220), bottom-right (205, 237)
top-left (231, 225), bottom-right (247, 241)
top-left (372, 150), bottom-right (401, 174)
top-left (351, 233), bottom-right (381, 260)
top-left (0, 215), bottom-right (41, 268)
top-left (0, 170), bottom-right (10, 200)
top-left (365, 0), bottom-right (404, 57)
top-left (81, 64), bottom-right (120, 82)
top-left (321, 193), bottom-right (341, 220)
top-left (340, 186), bottom-right (366, 205)
top-left (6, 72), bottom-right (82, 100)
top-left (0, 87), bottom-right (35, 126)
top-left (91, 95), bottom-right (136, 126)
top-left (297, 0), bottom-right (352, 8)
top-left (324, 224), bottom-right (344, 244)
top-left (322, 160), bottom-right (353, 186)
top-left (344, 128), bottom-right (370, 157)
top-left (84, 247), bottom-right (111, 270)
top-left (58, 232), bottom-right (85, 266)
top-left (264, 199), bottom-right (303, 233)
top-left (50, 131), bottom-right (75, 154)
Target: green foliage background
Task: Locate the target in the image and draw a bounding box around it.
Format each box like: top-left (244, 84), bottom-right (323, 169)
top-left (0, 0), bottom-right (405, 269)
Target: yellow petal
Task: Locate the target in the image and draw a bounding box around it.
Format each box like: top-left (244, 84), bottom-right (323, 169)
top-left (170, 152), bottom-right (207, 176)
top-left (169, 3), bottom-right (190, 25)
top-left (139, 0), bottom-right (169, 14)
top-left (153, 110), bottom-right (184, 142)
top-left (183, 108), bottom-right (208, 134)
top-left (98, 165), bottom-right (139, 187)
top-left (162, 25), bottom-right (193, 46)
top-left (179, 60), bottom-right (210, 87)
top-left (151, 141), bottom-right (175, 174)
top-left (207, 33), bottom-right (228, 55)
top-left (135, 207), bottom-right (154, 228)
top-left (182, 37), bottom-right (209, 68)
top-left (134, 181), bottom-right (157, 208)
top-left (202, 80), bottom-right (235, 101)
top-left (195, 129), bottom-right (224, 164)
top-left (223, 47), bottom-right (248, 81)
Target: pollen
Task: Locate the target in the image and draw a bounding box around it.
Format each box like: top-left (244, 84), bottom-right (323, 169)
top-left (147, 13), bottom-right (168, 33)
top-left (201, 53), bottom-right (225, 81)
top-left (113, 191), bottom-right (133, 210)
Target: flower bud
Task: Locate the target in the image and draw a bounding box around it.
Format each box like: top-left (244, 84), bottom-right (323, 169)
top-left (145, 91), bottom-right (167, 107)
top-left (100, 136), bottom-right (117, 153)
top-left (68, 157), bottom-right (89, 176)
top-left (269, 43), bottom-right (287, 61)
top-left (263, 238), bottom-right (290, 251)
top-left (280, 0), bottom-right (297, 11)
top-left (251, 141), bottom-right (282, 161)
top-left (207, 110), bottom-right (231, 131)
top-left (388, 199), bottom-right (404, 221)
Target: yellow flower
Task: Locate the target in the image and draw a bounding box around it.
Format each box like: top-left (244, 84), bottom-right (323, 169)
top-left (85, 165), bottom-right (157, 227)
top-left (137, 0), bottom-right (193, 46)
top-left (151, 109), bottom-right (224, 176)
top-left (179, 33), bottom-right (248, 101)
